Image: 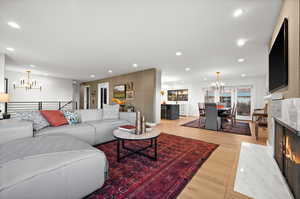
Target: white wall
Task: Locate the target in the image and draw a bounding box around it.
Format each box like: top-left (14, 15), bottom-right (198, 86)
top-left (5, 70), bottom-right (73, 102)
top-left (162, 76), bottom-right (267, 117)
top-left (154, 69), bottom-right (162, 124)
top-left (0, 54), bottom-right (5, 112)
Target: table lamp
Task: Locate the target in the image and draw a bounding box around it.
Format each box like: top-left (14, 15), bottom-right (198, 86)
top-left (0, 93), bottom-right (10, 119)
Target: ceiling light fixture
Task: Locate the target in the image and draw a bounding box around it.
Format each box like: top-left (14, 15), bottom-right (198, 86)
top-left (13, 70), bottom-right (42, 91)
top-left (108, 70), bottom-right (112, 73)
top-left (211, 72), bottom-right (225, 91)
top-left (233, 9), bottom-right (244, 18)
top-left (185, 67), bottom-right (191, 71)
top-left (238, 58), bottom-right (245, 63)
top-left (203, 78), bottom-right (207, 81)
top-left (237, 39), bottom-right (246, 47)
top-left (6, 47), bottom-right (15, 52)
top-left (90, 74), bottom-right (95, 78)
top-left (241, 73), bottom-right (246, 77)
top-left (132, 64), bottom-right (138, 68)
top-left (29, 64), bottom-right (36, 68)
top-left (176, 51), bottom-right (183, 56)
top-left (7, 21), bottom-right (21, 29)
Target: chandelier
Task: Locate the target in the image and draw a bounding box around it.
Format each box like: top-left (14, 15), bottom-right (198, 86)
top-left (13, 70), bottom-right (42, 91)
top-left (211, 72), bottom-right (225, 91)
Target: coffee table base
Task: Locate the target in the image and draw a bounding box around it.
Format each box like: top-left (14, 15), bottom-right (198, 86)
top-left (117, 138), bottom-right (157, 162)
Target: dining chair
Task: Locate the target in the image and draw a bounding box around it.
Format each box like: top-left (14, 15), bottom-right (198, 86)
top-left (225, 104), bottom-right (236, 126)
top-left (198, 103), bottom-right (205, 126)
top-left (204, 103), bottom-right (221, 131)
top-left (252, 104), bottom-right (268, 122)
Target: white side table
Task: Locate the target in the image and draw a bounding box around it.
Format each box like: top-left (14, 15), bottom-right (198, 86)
top-left (0, 120), bottom-right (33, 144)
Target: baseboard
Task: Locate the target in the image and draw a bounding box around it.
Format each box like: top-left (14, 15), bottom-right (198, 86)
top-left (266, 140), bottom-right (274, 157)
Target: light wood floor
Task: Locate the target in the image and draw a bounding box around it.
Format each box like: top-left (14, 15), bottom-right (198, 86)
top-left (153, 117), bottom-right (268, 199)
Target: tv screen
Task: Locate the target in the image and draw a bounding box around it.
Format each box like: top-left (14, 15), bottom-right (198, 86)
top-left (269, 18), bottom-right (288, 93)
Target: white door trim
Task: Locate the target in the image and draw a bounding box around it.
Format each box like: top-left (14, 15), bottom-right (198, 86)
top-left (84, 86), bottom-right (91, 109)
top-left (98, 82), bottom-right (109, 109)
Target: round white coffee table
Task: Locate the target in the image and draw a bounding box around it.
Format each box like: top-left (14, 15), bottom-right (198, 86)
top-left (113, 129), bottom-right (161, 162)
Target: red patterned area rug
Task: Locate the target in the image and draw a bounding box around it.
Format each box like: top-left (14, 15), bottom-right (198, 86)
top-left (87, 133), bottom-right (218, 199)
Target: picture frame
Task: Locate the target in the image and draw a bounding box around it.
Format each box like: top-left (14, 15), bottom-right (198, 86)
top-left (113, 84), bottom-right (126, 99)
top-left (126, 81), bottom-right (134, 91)
top-left (126, 90), bottom-right (135, 100)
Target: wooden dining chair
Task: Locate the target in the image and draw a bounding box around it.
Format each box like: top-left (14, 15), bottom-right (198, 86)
top-left (225, 104), bottom-right (236, 126)
top-left (252, 105), bottom-right (268, 122)
top-left (198, 103), bottom-right (205, 126)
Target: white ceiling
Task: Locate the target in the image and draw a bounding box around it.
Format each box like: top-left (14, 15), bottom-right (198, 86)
top-left (0, 0), bottom-right (282, 83)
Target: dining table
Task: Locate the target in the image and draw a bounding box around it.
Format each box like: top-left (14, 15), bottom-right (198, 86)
top-left (217, 107), bottom-right (231, 115)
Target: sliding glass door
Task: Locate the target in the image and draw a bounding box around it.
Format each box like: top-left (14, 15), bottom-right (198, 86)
top-left (220, 88), bottom-right (232, 108)
top-left (202, 86), bottom-right (253, 120)
top-left (235, 87), bottom-right (252, 120)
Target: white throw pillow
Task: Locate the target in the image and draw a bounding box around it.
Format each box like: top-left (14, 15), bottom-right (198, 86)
top-left (103, 104), bottom-right (120, 120)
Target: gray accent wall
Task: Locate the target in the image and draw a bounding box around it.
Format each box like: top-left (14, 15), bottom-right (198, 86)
top-left (80, 68), bottom-right (161, 123)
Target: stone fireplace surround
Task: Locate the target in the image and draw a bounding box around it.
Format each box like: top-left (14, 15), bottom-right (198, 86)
top-left (269, 98), bottom-right (300, 199)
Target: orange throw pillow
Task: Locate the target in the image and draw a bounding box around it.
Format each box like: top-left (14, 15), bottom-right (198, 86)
top-left (40, 110), bottom-right (68, 127)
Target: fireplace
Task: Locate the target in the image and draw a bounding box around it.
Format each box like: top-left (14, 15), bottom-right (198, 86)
top-left (274, 119), bottom-right (300, 199)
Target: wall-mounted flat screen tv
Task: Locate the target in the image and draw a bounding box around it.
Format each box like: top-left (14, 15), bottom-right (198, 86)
top-left (269, 18), bottom-right (288, 93)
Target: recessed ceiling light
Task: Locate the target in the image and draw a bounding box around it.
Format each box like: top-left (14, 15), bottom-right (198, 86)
top-left (29, 64), bottom-right (36, 68)
top-left (238, 58), bottom-right (245, 63)
top-left (233, 9), bottom-right (244, 18)
top-left (7, 21), bottom-right (21, 29)
top-left (108, 70), bottom-right (112, 73)
top-left (180, 80), bottom-right (185, 84)
top-left (237, 39), bottom-right (246, 47)
top-left (132, 64), bottom-right (138, 68)
top-left (241, 73), bottom-right (246, 77)
top-left (176, 51), bottom-right (183, 56)
top-left (6, 47), bottom-right (15, 52)
top-left (90, 74), bottom-right (95, 78)
top-left (185, 67), bottom-right (191, 71)
top-left (203, 77), bottom-right (207, 81)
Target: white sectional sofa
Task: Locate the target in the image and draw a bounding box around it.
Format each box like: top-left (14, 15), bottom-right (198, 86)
top-left (0, 109), bottom-right (136, 199)
top-left (0, 134), bottom-right (108, 199)
top-left (36, 109), bottom-right (136, 145)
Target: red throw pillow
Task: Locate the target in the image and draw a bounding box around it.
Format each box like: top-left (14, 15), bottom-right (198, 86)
top-left (40, 110), bottom-right (68, 127)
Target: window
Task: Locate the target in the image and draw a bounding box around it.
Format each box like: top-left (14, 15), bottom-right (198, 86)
top-left (220, 89), bottom-right (232, 108)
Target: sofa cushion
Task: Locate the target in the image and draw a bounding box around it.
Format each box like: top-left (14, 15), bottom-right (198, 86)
top-left (14, 111), bottom-right (50, 131)
top-left (63, 111), bottom-right (80, 125)
top-left (36, 123), bottom-right (96, 145)
top-left (0, 120), bottom-right (33, 145)
top-left (87, 119), bottom-right (130, 144)
top-left (102, 104), bottom-right (119, 120)
top-left (0, 134), bottom-right (107, 199)
top-left (40, 110), bottom-right (68, 127)
top-left (76, 109), bottom-right (102, 122)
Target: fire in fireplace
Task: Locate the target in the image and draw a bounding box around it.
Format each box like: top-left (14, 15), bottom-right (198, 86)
top-left (275, 119), bottom-right (300, 199)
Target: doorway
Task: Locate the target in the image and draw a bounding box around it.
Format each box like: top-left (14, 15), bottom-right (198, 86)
top-left (84, 86), bottom-right (91, 109)
top-left (235, 87), bottom-right (252, 120)
top-left (98, 82), bottom-right (109, 109)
